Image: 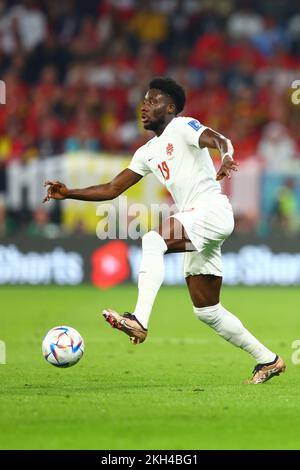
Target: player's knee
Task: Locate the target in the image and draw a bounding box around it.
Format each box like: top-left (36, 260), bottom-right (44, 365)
top-left (142, 231), bottom-right (168, 254)
top-left (193, 303), bottom-right (220, 326)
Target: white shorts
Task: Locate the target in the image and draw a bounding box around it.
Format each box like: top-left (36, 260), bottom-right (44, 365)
top-left (172, 195), bottom-right (234, 278)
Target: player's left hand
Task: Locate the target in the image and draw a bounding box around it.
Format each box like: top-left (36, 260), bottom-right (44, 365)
top-left (216, 156), bottom-right (239, 181)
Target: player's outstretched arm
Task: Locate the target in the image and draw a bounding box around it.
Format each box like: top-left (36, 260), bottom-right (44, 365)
top-left (199, 128), bottom-right (238, 181)
top-left (43, 169), bottom-right (143, 203)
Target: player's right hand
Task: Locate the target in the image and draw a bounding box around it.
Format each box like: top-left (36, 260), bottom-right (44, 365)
top-left (43, 180), bottom-right (69, 203)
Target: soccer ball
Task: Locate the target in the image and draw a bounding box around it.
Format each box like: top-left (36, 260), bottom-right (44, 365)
top-left (42, 326), bottom-right (84, 368)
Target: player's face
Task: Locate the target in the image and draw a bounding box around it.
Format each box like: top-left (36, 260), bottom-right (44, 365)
top-left (141, 89), bottom-right (173, 131)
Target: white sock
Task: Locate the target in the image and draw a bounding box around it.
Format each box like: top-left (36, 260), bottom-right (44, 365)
top-left (133, 231), bottom-right (168, 329)
top-left (193, 303), bottom-right (276, 364)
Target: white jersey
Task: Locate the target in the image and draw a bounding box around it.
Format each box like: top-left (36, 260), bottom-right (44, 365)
top-left (128, 116), bottom-right (221, 211)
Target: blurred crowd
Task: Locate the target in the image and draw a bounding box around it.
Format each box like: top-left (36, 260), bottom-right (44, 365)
top-left (0, 0), bottom-right (300, 237)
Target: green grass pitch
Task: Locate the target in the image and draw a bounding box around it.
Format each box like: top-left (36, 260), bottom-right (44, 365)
top-left (0, 284), bottom-right (300, 450)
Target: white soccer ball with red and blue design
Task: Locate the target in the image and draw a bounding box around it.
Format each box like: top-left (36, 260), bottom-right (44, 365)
top-left (42, 326), bottom-right (84, 368)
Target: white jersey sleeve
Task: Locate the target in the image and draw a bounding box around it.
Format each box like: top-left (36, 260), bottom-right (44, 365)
top-left (175, 117), bottom-right (208, 148)
top-left (128, 146), bottom-right (151, 177)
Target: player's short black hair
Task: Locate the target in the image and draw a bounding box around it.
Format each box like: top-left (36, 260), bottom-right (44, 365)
top-left (149, 77), bottom-right (186, 114)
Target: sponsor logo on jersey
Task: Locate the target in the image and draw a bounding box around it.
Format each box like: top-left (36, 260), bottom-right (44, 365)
top-left (188, 119), bottom-right (202, 131)
top-left (166, 143), bottom-right (174, 156)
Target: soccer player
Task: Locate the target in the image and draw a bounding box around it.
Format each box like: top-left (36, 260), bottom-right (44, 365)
top-left (43, 77), bottom-right (285, 384)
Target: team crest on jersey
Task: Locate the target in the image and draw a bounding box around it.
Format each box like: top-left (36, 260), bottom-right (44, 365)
top-left (188, 119), bottom-right (202, 131)
top-left (166, 143), bottom-right (174, 156)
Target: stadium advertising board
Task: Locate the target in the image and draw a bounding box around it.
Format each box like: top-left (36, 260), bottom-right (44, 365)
top-left (1, 237), bottom-right (300, 287)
